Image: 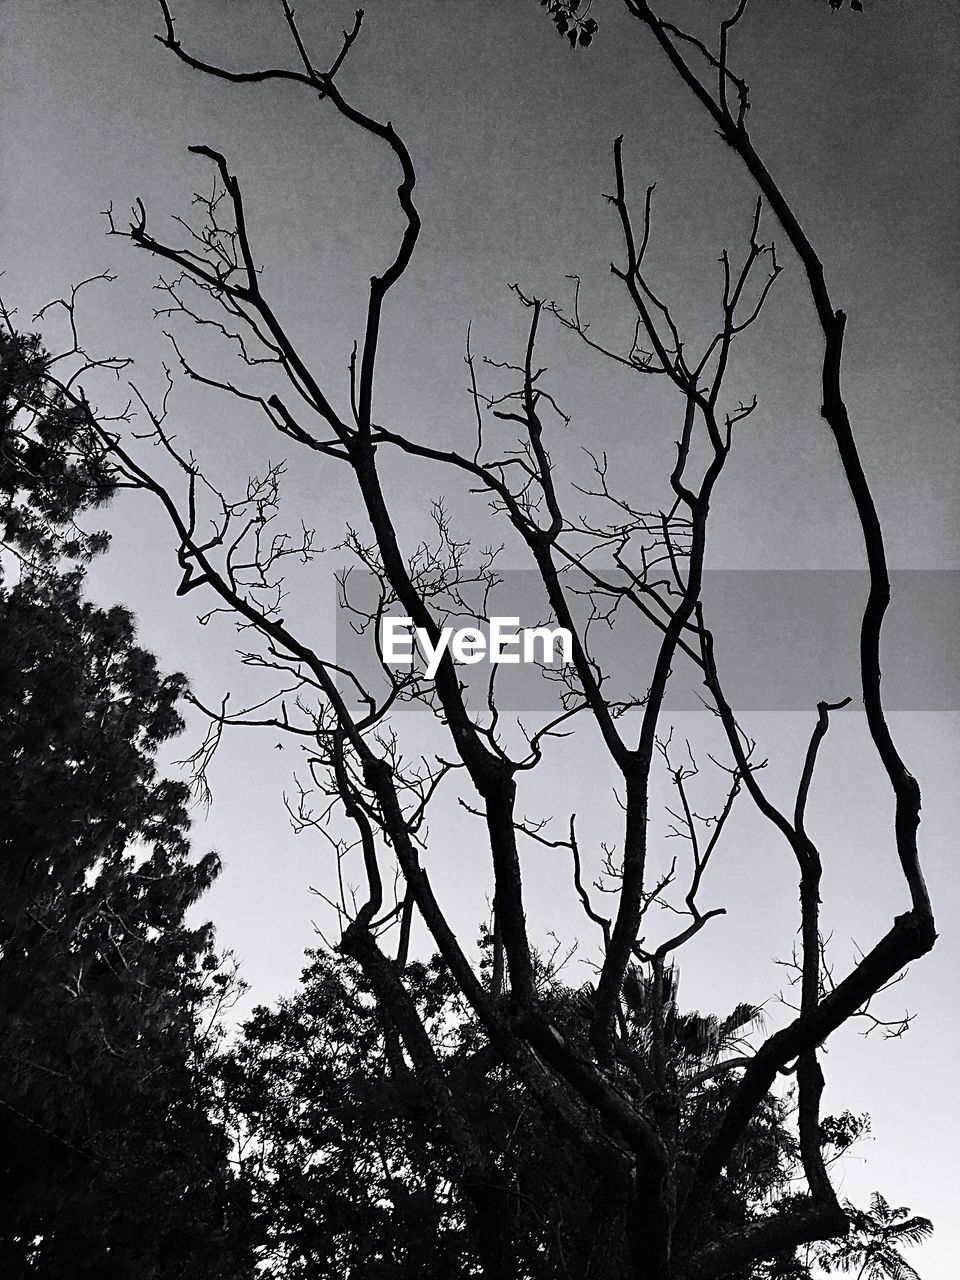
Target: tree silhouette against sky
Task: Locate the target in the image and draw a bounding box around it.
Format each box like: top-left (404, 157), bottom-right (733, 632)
top-left (3, 0), bottom-right (953, 1276)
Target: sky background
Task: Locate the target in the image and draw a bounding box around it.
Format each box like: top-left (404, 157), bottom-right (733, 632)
top-left (2, 0), bottom-right (958, 1272)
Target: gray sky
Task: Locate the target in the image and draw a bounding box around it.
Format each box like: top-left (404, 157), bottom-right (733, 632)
top-left (2, 0), bottom-right (958, 1272)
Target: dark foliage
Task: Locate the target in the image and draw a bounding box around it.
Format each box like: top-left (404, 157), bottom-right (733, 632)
top-left (538, 0), bottom-right (869, 49)
top-left (0, 329), bottom-right (252, 1278)
top-left (221, 947), bottom-right (897, 1280)
top-left (0, 328), bottom-right (113, 567)
top-left (0, 0), bottom-right (930, 1273)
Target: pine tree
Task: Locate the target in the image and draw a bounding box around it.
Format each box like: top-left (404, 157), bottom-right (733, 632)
top-left (0, 327), bottom-right (252, 1278)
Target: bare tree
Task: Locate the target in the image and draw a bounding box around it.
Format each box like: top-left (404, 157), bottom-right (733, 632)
top-left (15, 2), bottom-right (937, 1276)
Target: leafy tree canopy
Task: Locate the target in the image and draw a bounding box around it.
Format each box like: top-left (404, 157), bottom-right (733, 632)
top-left (0, 327), bottom-right (253, 1278)
top-left (221, 944), bottom-right (925, 1280)
top-left (0, 327), bottom-right (113, 569)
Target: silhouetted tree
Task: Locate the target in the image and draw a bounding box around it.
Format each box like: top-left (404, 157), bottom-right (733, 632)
top-left (223, 948), bottom-right (927, 1279)
top-left (0, 328), bottom-right (253, 1278)
top-left (0, 323), bottom-right (114, 567)
top-left (816, 1194), bottom-right (933, 1280)
top-left (11, 2), bottom-right (938, 1276)
top-left (537, 0), bottom-right (868, 49)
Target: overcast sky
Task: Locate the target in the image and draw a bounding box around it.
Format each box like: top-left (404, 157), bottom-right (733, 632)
top-left (2, 1), bottom-right (958, 1273)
